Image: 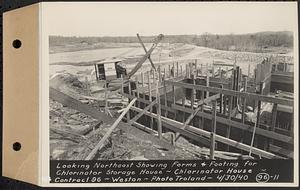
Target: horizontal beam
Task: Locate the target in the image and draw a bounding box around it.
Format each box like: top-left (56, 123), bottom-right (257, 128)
top-left (165, 80), bottom-right (293, 106)
top-left (172, 104), bottom-right (293, 144)
top-left (131, 106), bottom-right (281, 159)
top-left (122, 92), bottom-right (293, 144)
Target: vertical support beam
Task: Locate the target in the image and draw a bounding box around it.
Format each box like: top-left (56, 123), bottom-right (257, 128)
top-left (158, 65), bottom-right (161, 82)
top-left (219, 84), bottom-right (223, 114)
top-left (135, 79), bottom-right (139, 108)
top-left (155, 71), bottom-right (162, 139)
top-left (186, 64), bottom-right (188, 78)
top-left (163, 68), bottom-right (166, 81)
top-left (148, 70), bottom-right (153, 129)
top-left (212, 65), bottom-right (215, 78)
top-left (191, 74), bottom-right (195, 109)
top-left (200, 64), bottom-right (203, 75)
top-left (248, 64), bottom-right (251, 77)
top-left (249, 82), bottom-right (263, 156)
top-left (141, 72), bottom-right (144, 87)
top-left (206, 68), bottom-right (210, 98)
top-left (163, 78), bottom-right (168, 117)
top-left (210, 100), bottom-right (217, 159)
top-left (105, 80), bottom-right (108, 115)
top-left (172, 62), bottom-right (175, 78)
top-left (152, 69), bottom-right (155, 84)
top-left (172, 84), bottom-right (176, 105)
top-left (94, 64), bottom-right (98, 80)
top-left (176, 62), bottom-right (179, 77)
top-left (180, 65), bottom-right (183, 76)
top-left (241, 76), bottom-right (248, 123)
top-left (121, 74), bottom-right (124, 94)
top-left (200, 90), bottom-right (204, 129)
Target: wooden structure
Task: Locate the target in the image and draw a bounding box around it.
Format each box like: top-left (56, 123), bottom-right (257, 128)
top-left (120, 59), bottom-right (294, 159)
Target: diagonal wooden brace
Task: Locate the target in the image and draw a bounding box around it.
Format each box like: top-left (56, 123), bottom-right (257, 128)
top-left (128, 99), bottom-right (158, 125)
top-left (137, 33), bottom-right (156, 71)
top-left (175, 93), bottom-right (220, 141)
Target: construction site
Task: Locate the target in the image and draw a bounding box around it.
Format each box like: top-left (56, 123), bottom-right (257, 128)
top-left (49, 34), bottom-right (294, 161)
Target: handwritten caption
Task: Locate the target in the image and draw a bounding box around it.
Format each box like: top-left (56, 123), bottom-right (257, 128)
top-left (50, 160), bottom-right (291, 183)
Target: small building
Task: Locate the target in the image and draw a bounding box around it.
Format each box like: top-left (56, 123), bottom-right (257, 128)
top-left (94, 59), bottom-right (125, 81)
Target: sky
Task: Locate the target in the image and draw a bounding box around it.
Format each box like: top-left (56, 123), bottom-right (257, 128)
top-left (42, 2), bottom-right (298, 37)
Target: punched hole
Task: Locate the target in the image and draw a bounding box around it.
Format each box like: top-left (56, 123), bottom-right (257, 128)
top-left (12, 39), bottom-right (22, 49)
top-left (13, 142), bottom-right (21, 151)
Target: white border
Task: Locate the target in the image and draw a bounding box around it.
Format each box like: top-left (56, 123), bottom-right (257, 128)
top-left (39, 2), bottom-right (299, 187)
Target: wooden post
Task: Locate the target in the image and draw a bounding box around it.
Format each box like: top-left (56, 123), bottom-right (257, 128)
top-left (200, 64), bottom-right (203, 75)
top-left (172, 84), bottom-right (176, 105)
top-left (163, 78), bottom-right (168, 117)
top-left (200, 90), bottom-right (204, 129)
top-left (85, 98), bottom-right (137, 160)
top-left (223, 96), bottom-right (227, 115)
top-left (148, 70), bottom-right (153, 129)
top-left (249, 82), bottom-right (263, 156)
top-left (185, 64), bottom-right (188, 78)
top-left (176, 62), bottom-right (179, 77)
top-left (191, 74), bottom-right (195, 109)
top-left (248, 64), bottom-right (251, 77)
top-left (141, 72), bottom-right (144, 87)
top-left (105, 80), bottom-right (108, 115)
top-left (135, 80), bottom-right (140, 107)
top-left (219, 67), bottom-right (222, 79)
top-left (219, 85), bottom-right (223, 114)
top-left (156, 72), bottom-right (162, 139)
top-left (172, 62), bottom-right (175, 78)
top-left (127, 81), bottom-right (131, 122)
top-left (210, 100), bottom-right (217, 159)
top-left (212, 65), bottom-right (215, 78)
top-left (241, 76), bottom-right (248, 123)
top-left (94, 64), bottom-right (98, 80)
top-left (206, 69), bottom-right (210, 98)
top-left (152, 69), bottom-right (155, 84)
top-left (158, 65), bottom-right (161, 82)
top-left (121, 74), bottom-right (124, 94)
top-left (163, 68), bottom-right (166, 81)
top-left (180, 65), bottom-right (183, 76)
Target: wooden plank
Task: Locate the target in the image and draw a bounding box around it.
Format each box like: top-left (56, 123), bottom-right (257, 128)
top-left (156, 74), bottom-right (162, 139)
top-left (210, 100), bottom-right (217, 159)
top-left (131, 107), bottom-right (210, 146)
top-left (136, 33), bottom-right (156, 70)
top-left (165, 80), bottom-right (293, 106)
top-left (121, 92), bottom-right (293, 144)
top-left (85, 98), bottom-right (137, 160)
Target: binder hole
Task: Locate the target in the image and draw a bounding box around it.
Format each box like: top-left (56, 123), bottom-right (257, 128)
top-left (12, 39), bottom-right (22, 49)
top-left (13, 142), bottom-right (21, 151)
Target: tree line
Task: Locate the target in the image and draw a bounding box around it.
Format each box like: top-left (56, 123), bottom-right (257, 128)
top-left (50, 31), bottom-right (293, 53)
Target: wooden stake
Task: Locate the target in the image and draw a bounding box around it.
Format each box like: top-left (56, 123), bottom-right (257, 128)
top-left (210, 100), bottom-right (217, 159)
top-left (156, 72), bottom-right (162, 139)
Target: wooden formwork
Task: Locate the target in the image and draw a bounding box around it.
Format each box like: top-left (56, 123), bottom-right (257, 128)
top-left (122, 60), bottom-right (294, 159)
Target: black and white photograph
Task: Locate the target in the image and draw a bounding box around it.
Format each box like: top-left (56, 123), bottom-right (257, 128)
top-left (43, 1), bottom-right (297, 185)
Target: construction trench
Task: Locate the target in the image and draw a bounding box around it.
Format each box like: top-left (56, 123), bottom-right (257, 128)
top-left (49, 56), bottom-right (294, 161)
